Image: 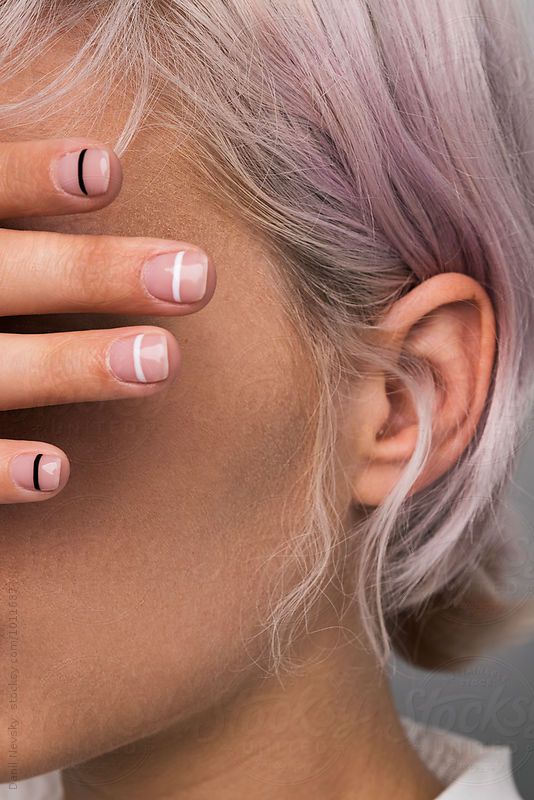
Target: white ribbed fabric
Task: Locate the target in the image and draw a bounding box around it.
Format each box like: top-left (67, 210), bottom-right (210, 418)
top-left (0, 716), bottom-right (522, 799)
top-left (402, 717), bottom-right (522, 799)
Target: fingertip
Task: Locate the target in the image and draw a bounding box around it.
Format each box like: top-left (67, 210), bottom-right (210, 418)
top-left (164, 328), bottom-right (182, 382)
top-left (105, 148), bottom-right (123, 201)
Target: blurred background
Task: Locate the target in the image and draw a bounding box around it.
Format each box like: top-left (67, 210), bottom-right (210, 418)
top-left (391, 416), bottom-right (534, 798)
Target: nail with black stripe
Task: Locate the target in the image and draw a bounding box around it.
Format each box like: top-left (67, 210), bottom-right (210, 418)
top-left (77, 148), bottom-right (88, 195)
top-left (10, 453), bottom-right (62, 492)
top-left (33, 453), bottom-right (43, 490)
top-left (54, 147), bottom-right (111, 197)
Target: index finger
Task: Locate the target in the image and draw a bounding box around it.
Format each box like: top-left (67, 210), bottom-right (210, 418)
top-left (0, 137), bottom-right (122, 218)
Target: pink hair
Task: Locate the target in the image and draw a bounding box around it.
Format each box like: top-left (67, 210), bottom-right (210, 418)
top-left (2, 0), bottom-right (534, 670)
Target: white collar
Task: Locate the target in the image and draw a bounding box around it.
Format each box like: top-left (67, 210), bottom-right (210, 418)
top-left (401, 715), bottom-right (522, 798)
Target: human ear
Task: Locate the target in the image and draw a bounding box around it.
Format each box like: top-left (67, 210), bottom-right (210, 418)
top-left (340, 272), bottom-right (497, 507)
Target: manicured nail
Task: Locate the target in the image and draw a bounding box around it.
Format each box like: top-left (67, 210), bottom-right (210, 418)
top-left (142, 250), bottom-right (209, 304)
top-left (10, 453), bottom-right (62, 492)
top-left (108, 333), bottom-right (169, 383)
top-left (54, 148), bottom-right (111, 196)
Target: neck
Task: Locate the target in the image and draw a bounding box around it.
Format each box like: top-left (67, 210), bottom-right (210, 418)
top-left (61, 614), bottom-right (444, 800)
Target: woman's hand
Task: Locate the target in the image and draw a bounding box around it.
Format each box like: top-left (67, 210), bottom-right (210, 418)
top-left (0, 138), bottom-right (216, 503)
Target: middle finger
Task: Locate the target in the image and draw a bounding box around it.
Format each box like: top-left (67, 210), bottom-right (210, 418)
top-left (0, 228), bottom-right (215, 316)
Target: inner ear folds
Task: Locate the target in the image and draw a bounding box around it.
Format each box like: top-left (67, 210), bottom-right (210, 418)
top-left (346, 274), bottom-right (497, 508)
top-left (350, 362), bottom-right (448, 507)
top-left (377, 370), bottom-right (420, 440)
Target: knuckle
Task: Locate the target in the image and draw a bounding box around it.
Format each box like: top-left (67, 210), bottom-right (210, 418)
top-left (59, 234), bottom-right (138, 309)
top-left (44, 334), bottom-right (109, 396)
top-left (43, 337), bottom-right (80, 397)
top-left (0, 144), bottom-right (34, 200)
top-left (59, 235), bottom-right (105, 306)
top-left (0, 230), bottom-right (53, 288)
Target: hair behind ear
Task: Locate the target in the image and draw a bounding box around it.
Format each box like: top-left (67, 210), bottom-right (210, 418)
top-left (389, 549), bottom-right (534, 671)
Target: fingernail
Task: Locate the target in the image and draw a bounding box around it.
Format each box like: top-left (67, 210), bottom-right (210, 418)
top-left (108, 333), bottom-right (169, 383)
top-left (10, 453), bottom-right (62, 492)
top-left (54, 148), bottom-right (111, 197)
top-left (142, 249), bottom-right (209, 304)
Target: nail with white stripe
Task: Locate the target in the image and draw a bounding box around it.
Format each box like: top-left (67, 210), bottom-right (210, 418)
top-left (108, 333), bottom-right (170, 383)
top-left (142, 248), bottom-right (209, 304)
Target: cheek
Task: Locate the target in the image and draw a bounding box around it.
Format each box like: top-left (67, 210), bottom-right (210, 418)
top-left (0, 36), bottom-right (323, 775)
top-left (0, 286), bottom-right (318, 778)
top-left (140, 303), bottom-right (315, 676)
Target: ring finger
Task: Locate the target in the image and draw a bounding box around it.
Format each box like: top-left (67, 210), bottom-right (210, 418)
top-left (0, 325), bottom-right (182, 411)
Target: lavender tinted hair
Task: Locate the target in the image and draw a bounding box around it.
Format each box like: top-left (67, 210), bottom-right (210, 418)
top-left (2, 0), bottom-right (534, 671)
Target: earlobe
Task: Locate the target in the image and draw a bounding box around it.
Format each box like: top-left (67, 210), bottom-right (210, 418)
top-left (343, 272), bottom-right (497, 508)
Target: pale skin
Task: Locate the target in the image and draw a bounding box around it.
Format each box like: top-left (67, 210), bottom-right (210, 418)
top-left (0, 35), bottom-right (496, 800)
